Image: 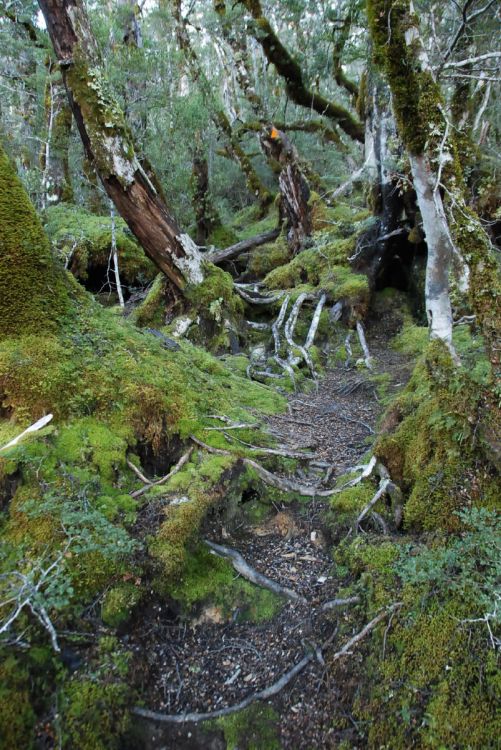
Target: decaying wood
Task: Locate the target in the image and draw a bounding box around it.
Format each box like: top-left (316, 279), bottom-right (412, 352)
top-left (130, 448), bottom-right (194, 499)
top-left (209, 228), bottom-right (281, 265)
top-left (204, 540), bottom-right (307, 603)
top-left (260, 128), bottom-right (312, 253)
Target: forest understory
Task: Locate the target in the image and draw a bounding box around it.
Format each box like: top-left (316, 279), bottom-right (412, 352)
top-left (0, 1), bottom-right (500, 749)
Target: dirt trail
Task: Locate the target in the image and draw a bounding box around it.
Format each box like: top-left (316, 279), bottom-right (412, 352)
top-left (128, 308), bottom-right (411, 749)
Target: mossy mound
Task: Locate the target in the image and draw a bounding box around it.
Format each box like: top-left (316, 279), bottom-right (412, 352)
top-left (45, 203), bottom-right (156, 295)
top-left (264, 239), bottom-right (369, 321)
top-left (246, 234), bottom-right (291, 278)
top-left (169, 544), bottom-right (283, 623)
top-left (0, 144), bottom-right (71, 337)
top-left (374, 331), bottom-right (497, 531)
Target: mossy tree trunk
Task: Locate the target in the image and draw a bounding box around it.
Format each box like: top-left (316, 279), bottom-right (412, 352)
top-left (368, 0), bottom-right (500, 358)
top-left (37, 0), bottom-right (204, 291)
top-left (191, 133), bottom-right (221, 246)
top-left (0, 143), bottom-right (70, 337)
top-left (40, 58), bottom-right (73, 207)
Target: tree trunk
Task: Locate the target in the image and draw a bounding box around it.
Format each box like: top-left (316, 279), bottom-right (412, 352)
top-left (368, 0), bottom-right (500, 359)
top-left (40, 58), bottom-right (73, 207)
top-left (37, 0), bottom-right (204, 291)
top-left (192, 134), bottom-right (220, 245)
top-left (260, 128), bottom-right (311, 254)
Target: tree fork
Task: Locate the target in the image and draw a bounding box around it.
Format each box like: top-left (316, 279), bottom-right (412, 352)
top-left (37, 0), bottom-right (204, 291)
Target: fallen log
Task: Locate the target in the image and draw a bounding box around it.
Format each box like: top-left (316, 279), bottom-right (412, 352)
top-left (209, 228), bottom-right (280, 265)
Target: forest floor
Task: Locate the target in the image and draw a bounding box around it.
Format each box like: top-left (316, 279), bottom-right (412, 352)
top-left (126, 301), bottom-right (414, 749)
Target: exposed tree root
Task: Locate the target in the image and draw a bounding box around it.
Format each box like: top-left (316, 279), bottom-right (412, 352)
top-left (131, 605), bottom-right (401, 724)
top-left (204, 540), bottom-right (307, 603)
top-left (236, 287), bottom-right (285, 305)
top-left (356, 321), bottom-right (374, 370)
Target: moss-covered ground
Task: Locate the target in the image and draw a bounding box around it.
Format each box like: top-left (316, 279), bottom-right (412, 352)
top-left (1, 169), bottom-right (499, 750)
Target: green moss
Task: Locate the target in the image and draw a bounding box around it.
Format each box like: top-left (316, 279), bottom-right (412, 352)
top-left (0, 144), bottom-right (70, 337)
top-left (213, 704), bottom-right (280, 750)
top-left (207, 224), bottom-right (239, 247)
top-left (170, 544), bottom-right (283, 623)
top-left (392, 321), bottom-right (428, 356)
top-left (0, 655), bottom-right (35, 749)
top-left (101, 582), bottom-right (142, 627)
top-left (247, 235), bottom-right (291, 277)
top-left (375, 335), bottom-right (497, 531)
top-left (60, 637), bottom-right (132, 750)
top-left (362, 599), bottom-right (500, 749)
top-left (45, 203), bottom-right (156, 291)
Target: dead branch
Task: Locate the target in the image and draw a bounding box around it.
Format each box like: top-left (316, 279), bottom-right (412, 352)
top-left (0, 414), bottom-right (53, 453)
top-left (209, 228), bottom-right (280, 264)
top-left (126, 458), bottom-right (152, 485)
top-left (329, 603), bottom-right (403, 665)
top-left (321, 596), bottom-right (361, 611)
top-left (204, 540), bottom-right (307, 603)
top-left (130, 448), bottom-right (194, 499)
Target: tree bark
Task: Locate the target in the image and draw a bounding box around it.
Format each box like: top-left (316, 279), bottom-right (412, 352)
top-left (260, 128), bottom-right (311, 253)
top-left (37, 0), bottom-right (204, 291)
top-left (368, 0), bottom-right (500, 359)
